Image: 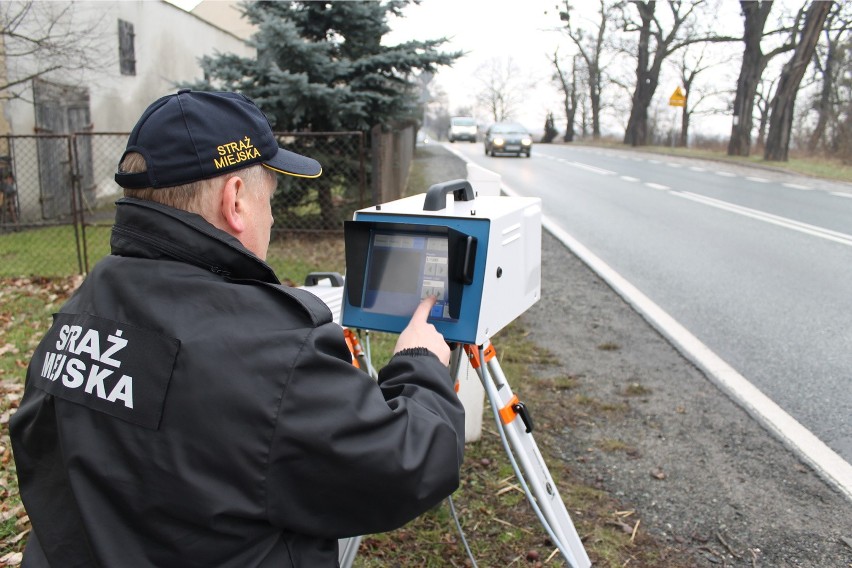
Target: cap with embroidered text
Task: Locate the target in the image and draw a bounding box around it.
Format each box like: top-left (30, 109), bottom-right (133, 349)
top-left (114, 90), bottom-right (322, 189)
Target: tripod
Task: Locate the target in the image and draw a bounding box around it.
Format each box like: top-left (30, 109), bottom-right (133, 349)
top-left (450, 340), bottom-right (591, 568)
top-left (301, 275), bottom-right (591, 567)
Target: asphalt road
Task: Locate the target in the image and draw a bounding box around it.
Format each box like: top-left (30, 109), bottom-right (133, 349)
top-left (447, 141), bottom-right (852, 476)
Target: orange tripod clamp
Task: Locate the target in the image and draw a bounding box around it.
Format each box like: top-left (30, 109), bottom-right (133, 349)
top-left (343, 328), bottom-right (363, 369)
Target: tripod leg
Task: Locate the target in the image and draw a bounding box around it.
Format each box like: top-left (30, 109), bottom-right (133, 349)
top-left (468, 342), bottom-right (591, 568)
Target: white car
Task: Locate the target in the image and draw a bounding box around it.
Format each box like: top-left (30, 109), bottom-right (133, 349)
top-left (448, 117), bottom-right (477, 143)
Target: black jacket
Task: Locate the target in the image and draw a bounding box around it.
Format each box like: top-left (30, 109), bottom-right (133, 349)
top-left (10, 198), bottom-right (465, 567)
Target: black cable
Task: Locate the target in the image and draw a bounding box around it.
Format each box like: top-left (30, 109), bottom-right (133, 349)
top-left (447, 495), bottom-right (478, 568)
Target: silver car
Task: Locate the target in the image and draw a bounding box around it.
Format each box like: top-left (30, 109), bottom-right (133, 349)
top-left (484, 122), bottom-right (532, 157)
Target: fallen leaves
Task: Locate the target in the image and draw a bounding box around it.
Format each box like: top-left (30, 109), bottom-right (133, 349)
top-left (0, 551), bottom-right (22, 566)
top-left (0, 277), bottom-right (79, 564)
top-left (0, 345), bottom-right (17, 357)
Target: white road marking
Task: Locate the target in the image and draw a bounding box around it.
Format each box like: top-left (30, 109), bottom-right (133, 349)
top-left (620, 176), bottom-right (640, 182)
top-left (745, 176), bottom-right (769, 183)
top-left (645, 182), bottom-right (670, 190)
top-left (830, 192), bottom-right (852, 199)
top-left (568, 162), bottom-right (616, 176)
top-left (673, 191), bottom-right (852, 247)
top-left (716, 171), bottom-right (737, 177)
top-left (783, 183), bottom-right (812, 190)
top-left (537, 211), bottom-right (852, 505)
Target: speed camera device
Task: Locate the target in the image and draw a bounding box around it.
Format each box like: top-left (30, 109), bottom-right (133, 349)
top-left (341, 180), bottom-right (541, 345)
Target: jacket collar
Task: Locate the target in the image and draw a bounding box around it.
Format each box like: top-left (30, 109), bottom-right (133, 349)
top-left (111, 197), bottom-right (280, 283)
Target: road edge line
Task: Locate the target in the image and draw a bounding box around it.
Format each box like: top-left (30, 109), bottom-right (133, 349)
top-left (492, 177), bottom-right (852, 503)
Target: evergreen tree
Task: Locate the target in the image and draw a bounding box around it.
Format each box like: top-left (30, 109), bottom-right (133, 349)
top-left (189, 1), bottom-right (462, 132)
top-left (542, 112), bottom-right (558, 143)
top-left (184, 1), bottom-right (462, 229)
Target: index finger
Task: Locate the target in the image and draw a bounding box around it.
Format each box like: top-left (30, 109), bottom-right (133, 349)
top-left (411, 295), bottom-right (437, 322)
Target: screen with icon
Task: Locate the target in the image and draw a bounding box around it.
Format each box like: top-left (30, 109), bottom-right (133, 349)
top-left (362, 231), bottom-right (456, 322)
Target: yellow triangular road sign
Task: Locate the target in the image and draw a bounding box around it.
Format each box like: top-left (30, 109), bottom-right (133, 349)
top-left (669, 86), bottom-right (686, 107)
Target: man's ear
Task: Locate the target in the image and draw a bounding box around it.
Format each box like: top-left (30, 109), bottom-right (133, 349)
top-left (220, 175), bottom-right (246, 234)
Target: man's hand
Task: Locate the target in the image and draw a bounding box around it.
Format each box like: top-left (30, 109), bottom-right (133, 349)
top-left (394, 296), bottom-right (450, 366)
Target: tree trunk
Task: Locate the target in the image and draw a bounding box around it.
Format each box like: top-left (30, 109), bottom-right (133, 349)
top-left (806, 26), bottom-right (836, 153)
top-left (623, 2), bottom-right (654, 146)
top-left (756, 101), bottom-right (769, 149)
top-left (567, 63), bottom-right (578, 142)
top-left (560, 0), bottom-right (612, 139)
top-left (552, 51), bottom-right (577, 142)
top-left (727, 1), bottom-right (774, 157)
top-left (679, 69), bottom-right (695, 147)
top-left (564, 68), bottom-right (577, 142)
top-left (590, 67), bottom-right (602, 139)
top-left (764, 1), bottom-right (833, 162)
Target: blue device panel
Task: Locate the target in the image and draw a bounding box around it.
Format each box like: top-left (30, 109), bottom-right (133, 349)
top-left (341, 215), bottom-right (490, 344)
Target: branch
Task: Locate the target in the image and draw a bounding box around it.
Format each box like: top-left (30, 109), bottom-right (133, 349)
top-left (0, 66), bottom-right (64, 93)
top-left (0, 0), bottom-right (113, 94)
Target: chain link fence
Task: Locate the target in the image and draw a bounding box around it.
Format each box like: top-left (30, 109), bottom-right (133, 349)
top-left (0, 130), bottom-right (368, 278)
top-left (1, 135), bottom-right (89, 277)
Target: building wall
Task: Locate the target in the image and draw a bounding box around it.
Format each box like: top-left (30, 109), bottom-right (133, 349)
top-left (3, 0), bottom-right (254, 136)
top-left (191, 0), bottom-right (257, 41)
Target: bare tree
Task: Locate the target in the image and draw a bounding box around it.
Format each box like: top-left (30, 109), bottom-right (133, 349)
top-left (753, 75), bottom-right (779, 150)
top-left (557, 0), bottom-right (620, 139)
top-left (673, 43), bottom-right (727, 147)
top-left (835, 39), bottom-right (852, 162)
top-left (474, 57), bottom-right (528, 122)
top-left (764, 1), bottom-right (833, 161)
top-left (806, 2), bottom-right (851, 153)
top-left (578, 85), bottom-right (590, 138)
top-left (727, 1), bottom-right (802, 157)
top-left (621, 0), bottom-right (736, 147)
top-left (0, 1), bottom-right (109, 102)
top-left (552, 50), bottom-right (579, 142)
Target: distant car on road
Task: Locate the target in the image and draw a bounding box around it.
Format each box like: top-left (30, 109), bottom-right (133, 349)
top-left (484, 122), bottom-right (532, 157)
top-left (448, 116), bottom-right (477, 143)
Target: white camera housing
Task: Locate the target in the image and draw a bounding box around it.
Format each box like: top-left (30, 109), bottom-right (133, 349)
top-left (341, 180), bottom-right (541, 345)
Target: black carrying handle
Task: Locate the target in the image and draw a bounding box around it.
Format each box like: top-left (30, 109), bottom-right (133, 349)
top-left (423, 179), bottom-right (475, 211)
top-left (303, 272), bottom-right (344, 287)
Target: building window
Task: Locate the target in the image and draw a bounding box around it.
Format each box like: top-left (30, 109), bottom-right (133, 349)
top-left (118, 19), bottom-right (136, 76)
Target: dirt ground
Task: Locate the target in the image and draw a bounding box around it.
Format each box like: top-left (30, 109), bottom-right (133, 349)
top-left (415, 142), bottom-right (852, 568)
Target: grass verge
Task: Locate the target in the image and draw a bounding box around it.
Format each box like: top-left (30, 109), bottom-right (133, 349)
top-left (354, 321), bottom-right (693, 567)
top-left (579, 139), bottom-right (852, 183)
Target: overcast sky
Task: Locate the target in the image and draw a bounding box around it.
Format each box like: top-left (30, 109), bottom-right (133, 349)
top-left (385, 0), bottom-right (769, 138)
top-left (385, 0), bottom-right (566, 131)
top-left (169, 0), bottom-right (803, 140)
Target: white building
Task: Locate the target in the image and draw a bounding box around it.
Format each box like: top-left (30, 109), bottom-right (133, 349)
top-left (2, 0), bottom-right (253, 135)
top-left (0, 0), bottom-right (254, 219)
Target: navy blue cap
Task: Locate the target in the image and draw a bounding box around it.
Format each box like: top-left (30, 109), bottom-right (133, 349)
top-left (115, 90), bottom-right (322, 189)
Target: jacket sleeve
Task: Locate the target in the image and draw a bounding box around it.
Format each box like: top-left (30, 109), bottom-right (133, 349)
top-left (265, 321), bottom-right (465, 538)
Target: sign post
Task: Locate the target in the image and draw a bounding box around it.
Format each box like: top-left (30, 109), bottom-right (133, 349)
top-left (669, 87), bottom-right (686, 147)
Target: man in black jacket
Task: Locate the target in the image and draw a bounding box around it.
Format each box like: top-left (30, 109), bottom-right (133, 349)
top-left (11, 90), bottom-right (465, 567)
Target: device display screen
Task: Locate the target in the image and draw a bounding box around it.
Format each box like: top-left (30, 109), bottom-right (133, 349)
top-left (363, 231), bottom-right (456, 321)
